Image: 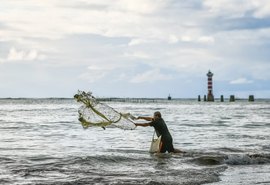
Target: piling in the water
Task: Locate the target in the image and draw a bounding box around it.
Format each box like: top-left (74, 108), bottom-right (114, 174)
top-left (198, 95), bottom-right (201, 102)
top-left (220, 95), bottom-right (224, 102)
top-left (204, 95), bottom-right (207, 101)
top-left (230, 95), bottom-right (235, 102)
top-left (249, 95), bottom-right (254, 102)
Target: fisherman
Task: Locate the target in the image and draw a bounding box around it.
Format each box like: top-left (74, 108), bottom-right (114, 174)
top-left (135, 111), bottom-right (181, 153)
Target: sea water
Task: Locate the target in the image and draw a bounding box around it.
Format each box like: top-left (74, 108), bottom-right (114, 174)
top-left (0, 98), bottom-right (270, 185)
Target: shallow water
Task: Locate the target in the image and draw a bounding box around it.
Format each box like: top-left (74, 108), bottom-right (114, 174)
top-left (0, 98), bottom-right (270, 185)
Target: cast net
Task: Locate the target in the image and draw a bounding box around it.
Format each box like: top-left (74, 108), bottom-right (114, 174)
top-left (74, 91), bottom-right (136, 130)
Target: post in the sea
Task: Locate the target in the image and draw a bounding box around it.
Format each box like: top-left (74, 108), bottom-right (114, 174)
top-left (230, 95), bottom-right (235, 102)
top-left (220, 95), bottom-right (224, 102)
top-left (207, 70), bottom-right (214, 101)
top-left (248, 95), bottom-right (254, 102)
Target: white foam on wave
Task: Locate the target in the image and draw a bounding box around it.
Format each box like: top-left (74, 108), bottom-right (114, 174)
top-left (225, 153), bottom-right (270, 165)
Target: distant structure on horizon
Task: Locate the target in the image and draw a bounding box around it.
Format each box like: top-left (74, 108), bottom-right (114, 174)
top-left (207, 70), bottom-right (214, 101)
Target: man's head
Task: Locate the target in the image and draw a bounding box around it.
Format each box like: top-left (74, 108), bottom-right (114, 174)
top-left (153, 111), bottom-right (162, 119)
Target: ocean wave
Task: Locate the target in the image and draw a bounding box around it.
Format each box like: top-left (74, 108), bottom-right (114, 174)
top-left (212, 120), bottom-right (230, 126)
top-left (192, 155), bottom-right (225, 165)
top-left (0, 156), bottom-right (16, 164)
top-left (68, 155), bottom-right (151, 165)
top-left (242, 122), bottom-right (270, 128)
top-left (225, 133), bottom-right (270, 140)
top-left (225, 153), bottom-right (270, 165)
top-left (6, 151), bottom-right (268, 185)
top-left (187, 151), bottom-right (270, 166)
top-left (262, 145), bottom-right (270, 151)
top-left (216, 147), bottom-right (245, 153)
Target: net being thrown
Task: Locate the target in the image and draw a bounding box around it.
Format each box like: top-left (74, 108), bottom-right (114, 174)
top-left (74, 91), bottom-right (136, 130)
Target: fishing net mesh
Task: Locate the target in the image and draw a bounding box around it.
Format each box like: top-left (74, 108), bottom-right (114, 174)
top-left (74, 91), bottom-right (136, 130)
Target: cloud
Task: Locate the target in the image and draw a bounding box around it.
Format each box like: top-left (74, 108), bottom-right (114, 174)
top-left (203, 0), bottom-right (270, 18)
top-left (251, 0), bottom-right (270, 18)
top-left (128, 38), bottom-right (157, 46)
top-left (124, 51), bottom-right (152, 59)
top-left (128, 38), bottom-right (145, 46)
top-left (130, 69), bottom-right (173, 83)
top-left (168, 35), bottom-right (179, 43)
top-left (230, 78), bottom-right (254, 84)
top-left (1, 0), bottom-right (269, 44)
top-left (0, 0), bottom-right (167, 41)
top-left (78, 64), bottom-right (116, 83)
top-left (112, 0), bottom-right (167, 14)
top-left (198, 36), bottom-right (215, 43)
top-left (6, 47), bottom-right (45, 61)
top-left (78, 71), bottom-right (106, 83)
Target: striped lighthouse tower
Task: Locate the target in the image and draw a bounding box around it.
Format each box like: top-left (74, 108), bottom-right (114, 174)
top-left (207, 70), bottom-right (214, 101)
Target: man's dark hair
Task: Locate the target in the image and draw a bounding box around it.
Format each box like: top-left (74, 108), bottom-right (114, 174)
top-left (154, 111), bottom-right (162, 118)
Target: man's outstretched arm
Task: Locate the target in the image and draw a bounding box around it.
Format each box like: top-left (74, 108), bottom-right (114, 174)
top-left (137, 116), bottom-right (153, 121)
top-left (135, 123), bottom-right (150, 127)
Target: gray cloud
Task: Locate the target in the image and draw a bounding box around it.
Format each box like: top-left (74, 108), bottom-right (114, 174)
top-left (207, 17), bottom-right (270, 32)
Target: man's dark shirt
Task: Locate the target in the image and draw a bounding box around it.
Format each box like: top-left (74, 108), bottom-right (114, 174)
top-left (149, 117), bottom-right (174, 152)
top-left (149, 117), bottom-right (172, 139)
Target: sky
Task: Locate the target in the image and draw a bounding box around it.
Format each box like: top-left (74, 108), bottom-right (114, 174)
top-left (0, 0), bottom-right (270, 98)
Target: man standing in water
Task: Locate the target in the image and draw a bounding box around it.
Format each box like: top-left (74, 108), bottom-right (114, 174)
top-left (135, 111), bottom-right (179, 153)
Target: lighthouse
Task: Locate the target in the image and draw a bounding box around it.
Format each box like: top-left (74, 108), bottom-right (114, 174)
top-left (207, 70), bottom-right (214, 101)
